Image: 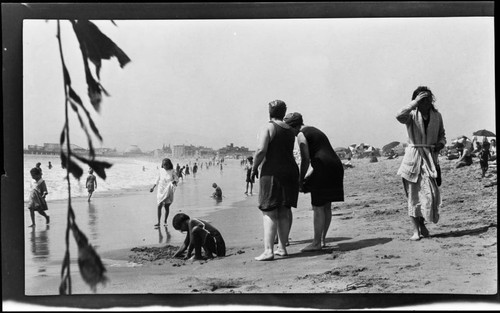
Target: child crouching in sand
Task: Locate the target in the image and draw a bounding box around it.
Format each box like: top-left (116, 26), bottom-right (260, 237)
top-left (172, 213), bottom-right (226, 261)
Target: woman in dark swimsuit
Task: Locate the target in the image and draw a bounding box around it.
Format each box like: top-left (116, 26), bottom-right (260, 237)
top-left (251, 100), bottom-right (299, 261)
top-left (285, 112), bottom-right (344, 251)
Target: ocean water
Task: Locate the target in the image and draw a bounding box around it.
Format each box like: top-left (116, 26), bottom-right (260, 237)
top-left (24, 155), bottom-right (254, 294)
top-left (24, 154), bottom-right (163, 202)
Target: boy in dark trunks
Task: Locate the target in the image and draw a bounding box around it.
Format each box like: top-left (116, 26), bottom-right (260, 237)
top-left (172, 213), bottom-right (226, 261)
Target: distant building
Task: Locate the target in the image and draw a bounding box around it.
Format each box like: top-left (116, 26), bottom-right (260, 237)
top-left (25, 143), bottom-right (87, 155)
top-left (172, 144), bottom-right (216, 159)
top-left (217, 143), bottom-right (253, 159)
top-left (173, 145), bottom-right (185, 158)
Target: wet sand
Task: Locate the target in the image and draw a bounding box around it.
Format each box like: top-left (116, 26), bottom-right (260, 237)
top-left (22, 156), bottom-right (498, 309)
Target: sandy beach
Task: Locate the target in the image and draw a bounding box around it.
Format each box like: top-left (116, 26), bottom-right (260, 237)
top-left (16, 155), bottom-right (497, 309)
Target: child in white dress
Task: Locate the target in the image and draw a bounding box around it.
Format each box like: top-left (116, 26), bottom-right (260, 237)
top-left (150, 158), bottom-right (178, 227)
top-left (28, 167), bottom-right (50, 227)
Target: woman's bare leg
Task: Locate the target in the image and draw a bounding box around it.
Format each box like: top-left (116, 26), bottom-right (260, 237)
top-left (275, 206), bottom-right (291, 255)
top-left (322, 203), bottom-right (332, 246)
top-left (302, 205), bottom-right (324, 251)
top-left (409, 216), bottom-right (421, 240)
top-left (255, 210), bottom-right (277, 261)
top-left (287, 208), bottom-right (293, 245)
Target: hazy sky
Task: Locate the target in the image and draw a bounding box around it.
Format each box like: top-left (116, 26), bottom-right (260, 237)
top-left (23, 17), bottom-right (495, 152)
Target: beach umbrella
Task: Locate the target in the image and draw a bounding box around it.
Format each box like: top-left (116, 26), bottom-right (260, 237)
top-left (473, 129), bottom-right (495, 137)
top-left (382, 141), bottom-right (400, 153)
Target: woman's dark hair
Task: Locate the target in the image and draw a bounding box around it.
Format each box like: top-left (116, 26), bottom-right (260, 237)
top-left (161, 158), bottom-right (174, 170)
top-left (172, 213), bottom-right (190, 230)
top-left (30, 167), bottom-right (41, 177)
top-left (268, 100), bottom-right (287, 119)
top-left (411, 86), bottom-right (437, 111)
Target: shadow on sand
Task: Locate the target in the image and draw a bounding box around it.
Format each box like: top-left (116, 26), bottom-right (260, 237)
top-left (280, 237), bottom-right (393, 260)
top-left (291, 237), bottom-right (352, 246)
top-left (430, 223), bottom-right (497, 238)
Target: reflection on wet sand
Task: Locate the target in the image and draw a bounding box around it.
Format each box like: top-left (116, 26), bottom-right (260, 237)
top-left (87, 202), bottom-right (98, 242)
top-left (30, 226), bottom-right (50, 260)
top-left (30, 226), bottom-right (50, 274)
top-left (158, 226), bottom-right (171, 244)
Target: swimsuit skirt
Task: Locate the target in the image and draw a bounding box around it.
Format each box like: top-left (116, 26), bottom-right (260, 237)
top-left (301, 126), bottom-right (344, 206)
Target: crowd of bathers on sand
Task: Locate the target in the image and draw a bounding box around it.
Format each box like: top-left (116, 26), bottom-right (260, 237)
top-left (27, 86), bottom-right (496, 261)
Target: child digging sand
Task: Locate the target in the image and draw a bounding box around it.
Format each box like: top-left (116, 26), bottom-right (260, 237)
top-left (27, 167), bottom-right (50, 227)
top-left (172, 213), bottom-right (226, 261)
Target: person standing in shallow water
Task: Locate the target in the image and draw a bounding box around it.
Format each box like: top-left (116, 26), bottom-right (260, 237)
top-left (396, 86), bottom-right (446, 241)
top-left (28, 167), bottom-right (50, 227)
top-left (212, 183), bottom-right (223, 200)
top-left (284, 112), bottom-right (344, 251)
top-left (251, 100), bottom-right (299, 261)
top-left (150, 158), bottom-right (178, 227)
top-left (244, 156), bottom-right (257, 195)
top-left (86, 168), bottom-right (97, 202)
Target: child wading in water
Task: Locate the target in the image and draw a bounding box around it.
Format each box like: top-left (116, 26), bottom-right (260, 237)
top-left (28, 167), bottom-right (50, 227)
top-left (150, 158), bottom-right (178, 227)
top-left (172, 213), bottom-right (226, 261)
top-left (244, 156), bottom-right (258, 195)
top-left (212, 183), bottom-right (223, 200)
top-left (86, 168), bottom-right (97, 202)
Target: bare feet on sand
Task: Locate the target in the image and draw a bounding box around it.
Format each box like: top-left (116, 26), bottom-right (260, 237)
top-left (301, 244), bottom-right (322, 252)
top-left (274, 248), bottom-right (288, 256)
top-left (410, 233), bottom-right (421, 241)
top-left (255, 252), bottom-right (274, 261)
